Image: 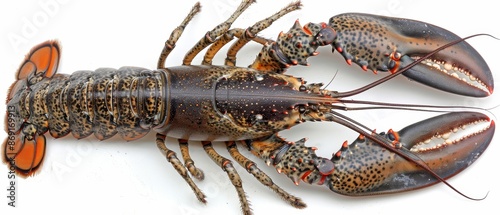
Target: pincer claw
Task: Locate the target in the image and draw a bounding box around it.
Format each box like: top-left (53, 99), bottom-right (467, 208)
top-left (329, 13), bottom-right (494, 97)
top-left (339, 111), bottom-right (495, 195)
top-left (265, 111), bottom-right (493, 197)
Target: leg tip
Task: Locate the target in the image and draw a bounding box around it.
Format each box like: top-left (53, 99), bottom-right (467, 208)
top-left (194, 168), bottom-right (205, 181)
top-left (290, 197), bottom-right (307, 209)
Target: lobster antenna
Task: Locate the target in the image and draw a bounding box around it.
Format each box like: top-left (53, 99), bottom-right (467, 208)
top-left (328, 110), bottom-right (488, 201)
top-left (332, 104), bottom-right (463, 113)
top-left (333, 34), bottom-right (498, 98)
top-left (321, 70), bottom-right (338, 90)
top-left (335, 99), bottom-right (490, 113)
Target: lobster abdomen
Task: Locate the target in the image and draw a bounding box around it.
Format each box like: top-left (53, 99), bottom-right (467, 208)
top-left (11, 66), bottom-right (169, 141)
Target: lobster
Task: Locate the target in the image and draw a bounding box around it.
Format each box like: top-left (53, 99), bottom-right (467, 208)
top-left (1, 0), bottom-right (498, 214)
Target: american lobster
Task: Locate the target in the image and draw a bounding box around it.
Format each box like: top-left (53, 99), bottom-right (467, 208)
top-left (1, 0), bottom-right (498, 214)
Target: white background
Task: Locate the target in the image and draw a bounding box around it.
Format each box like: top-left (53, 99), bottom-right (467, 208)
top-left (1, 0), bottom-right (499, 214)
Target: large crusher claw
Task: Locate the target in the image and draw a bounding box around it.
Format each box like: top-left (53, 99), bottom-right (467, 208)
top-left (329, 13), bottom-right (494, 97)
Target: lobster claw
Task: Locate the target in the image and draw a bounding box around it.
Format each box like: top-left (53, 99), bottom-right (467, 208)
top-left (329, 112), bottom-right (494, 196)
top-left (329, 13), bottom-right (494, 97)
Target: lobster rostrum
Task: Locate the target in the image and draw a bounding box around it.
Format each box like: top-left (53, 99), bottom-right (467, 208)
top-left (2, 1), bottom-right (495, 214)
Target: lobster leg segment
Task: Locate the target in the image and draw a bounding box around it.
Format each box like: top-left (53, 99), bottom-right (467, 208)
top-left (328, 13), bottom-right (493, 97)
top-left (178, 139), bottom-right (204, 180)
top-left (157, 2), bottom-right (201, 69)
top-left (182, 0), bottom-right (255, 66)
top-left (202, 141), bottom-right (251, 215)
top-left (226, 141), bottom-right (307, 209)
top-left (155, 134), bottom-right (207, 203)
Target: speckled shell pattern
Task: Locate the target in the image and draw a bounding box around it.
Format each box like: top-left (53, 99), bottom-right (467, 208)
top-left (249, 132), bottom-right (403, 195)
top-left (328, 13), bottom-right (403, 72)
top-left (14, 64), bottom-right (324, 142)
top-left (13, 66), bottom-right (168, 141)
top-left (157, 65), bottom-right (318, 141)
top-left (270, 134), bottom-right (399, 195)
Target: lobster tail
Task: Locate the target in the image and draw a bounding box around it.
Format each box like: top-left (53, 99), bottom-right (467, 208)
top-left (3, 41), bottom-right (60, 176)
top-left (3, 40), bottom-right (171, 177)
